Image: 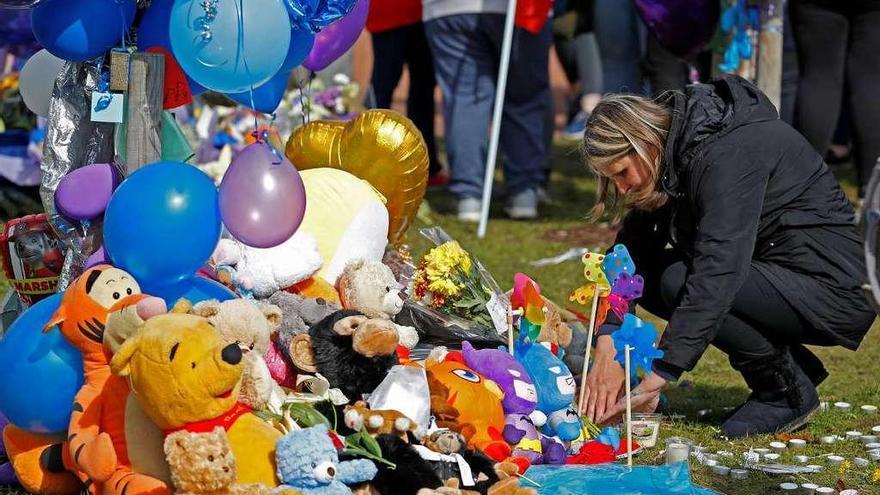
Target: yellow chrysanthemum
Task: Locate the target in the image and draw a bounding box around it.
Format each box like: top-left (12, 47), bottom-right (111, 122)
top-left (428, 278), bottom-right (462, 297)
top-left (872, 468), bottom-right (880, 483)
top-left (425, 241), bottom-right (472, 276)
top-left (838, 460), bottom-right (851, 475)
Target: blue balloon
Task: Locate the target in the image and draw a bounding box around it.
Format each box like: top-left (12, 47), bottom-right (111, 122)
top-left (169, 0), bottom-right (292, 93)
top-left (227, 71), bottom-right (290, 114)
top-left (282, 28), bottom-right (316, 71)
top-left (145, 276), bottom-right (235, 307)
top-left (31, 0), bottom-right (136, 62)
top-left (0, 293), bottom-right (83, 434)
top-left (104, 161), bottom-right (222, 288)
top-left (227, 29), bottom-right (314, 113)
top-left (137, 0), bottom-right (206, 96)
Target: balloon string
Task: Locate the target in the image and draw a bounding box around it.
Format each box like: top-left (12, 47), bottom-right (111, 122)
top-left (234, 0), bottom-right (262, 138)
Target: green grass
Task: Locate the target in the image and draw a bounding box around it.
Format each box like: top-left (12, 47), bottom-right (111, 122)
top-left (406, 139), bottom-right (880, 494)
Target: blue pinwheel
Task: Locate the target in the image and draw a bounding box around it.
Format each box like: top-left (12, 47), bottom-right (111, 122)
top-left (612, 314), bottom-right (664, 381)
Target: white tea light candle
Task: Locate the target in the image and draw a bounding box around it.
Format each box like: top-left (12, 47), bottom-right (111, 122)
top-left (861, 405), bottom-right (877, 414)
top-left (801, 483), bottom-right (819, 495)
top-left (779, 483), bottom-right (798, 491)
top-left (820, 435), bottom-right (837, 444)
top-left (846, 431), bottom-right (863, 440)
top-left (789, 439), bottom-right (806, 448)
top-left (815, 489), bottom-right (834, 495)
top-left (827, 455), bottom-right (845, 465)
top-left (795, 455), bottom-right (810, 463)
top-left (764, 453), bottom-right (781, 461)
top-left (835, 401), bottom-right (852, 411)
top-left (853, 457), bottom-right (870, 467)
top-left (730, 469), bottom-right (748, 480)
top-left (769, 441), bottom-right (787, 450)
top-left (711, 465), bottom-right (730, 476)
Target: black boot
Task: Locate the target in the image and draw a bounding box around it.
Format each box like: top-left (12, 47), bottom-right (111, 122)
top-left (720, 347), bottom-right (819, 438)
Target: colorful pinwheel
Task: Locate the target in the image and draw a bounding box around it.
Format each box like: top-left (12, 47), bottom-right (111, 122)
top-left (612, 314), bottom-right (665, 381)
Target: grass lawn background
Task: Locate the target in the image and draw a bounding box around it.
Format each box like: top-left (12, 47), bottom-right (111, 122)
top-left (0, 139), bottom-right (877, 494)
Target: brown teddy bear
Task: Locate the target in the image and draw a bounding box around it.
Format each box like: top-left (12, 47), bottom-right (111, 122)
top-left (343, 401), bottom-right (417, 439)
top-left (185, 299), bottom-right (286, 412)
top-left (164, 427), bottom-right (292, 495)
top-left (336, 259), bottom-right (419, 350)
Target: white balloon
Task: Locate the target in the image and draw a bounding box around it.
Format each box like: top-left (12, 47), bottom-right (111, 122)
top-left (19, 49), bottom-right (66, 117)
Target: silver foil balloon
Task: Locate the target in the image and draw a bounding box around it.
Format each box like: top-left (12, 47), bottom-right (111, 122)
top-left (39, 61), bottom-right (117, 290)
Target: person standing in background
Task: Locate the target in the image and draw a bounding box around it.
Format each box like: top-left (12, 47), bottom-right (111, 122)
top-left (367, 0), bottom-right (445, 185)
top-left (790, 0), bottom-right (880, 200)
top-left (423, 0), bottom-right (553, 221)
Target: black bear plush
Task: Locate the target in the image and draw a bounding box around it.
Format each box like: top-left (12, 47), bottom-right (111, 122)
top-left (289, 309), bottom-right (400, 402)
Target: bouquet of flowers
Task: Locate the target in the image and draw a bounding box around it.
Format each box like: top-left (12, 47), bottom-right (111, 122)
top-left (411, 240), bottom-right (496, 329)
top-left (283, 73), bottom-right (361, 127)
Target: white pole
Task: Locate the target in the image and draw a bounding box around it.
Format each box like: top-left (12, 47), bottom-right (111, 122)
top-left (625, 345), bottom-right (633, 467)
top-left (477, 0), bottom-right (519, 238)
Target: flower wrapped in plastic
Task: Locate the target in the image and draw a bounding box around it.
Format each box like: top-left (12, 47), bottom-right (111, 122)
top-left (397, 227), bottom-right (509, 354)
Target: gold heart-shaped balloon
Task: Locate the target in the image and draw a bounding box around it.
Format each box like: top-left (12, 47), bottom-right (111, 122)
top-left (285, 110), bottom-right (429, 246)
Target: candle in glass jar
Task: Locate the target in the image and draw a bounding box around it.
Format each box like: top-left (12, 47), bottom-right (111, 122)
top-left (666, 442), bottom-right (689, 464)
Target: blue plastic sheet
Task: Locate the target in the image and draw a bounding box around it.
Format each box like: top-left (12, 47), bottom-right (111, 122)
top-left (524, 463), bottom-right (722, 495)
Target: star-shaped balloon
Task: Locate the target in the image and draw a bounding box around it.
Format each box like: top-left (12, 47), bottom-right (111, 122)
top-left (612, 314), bottom-right (664, 381)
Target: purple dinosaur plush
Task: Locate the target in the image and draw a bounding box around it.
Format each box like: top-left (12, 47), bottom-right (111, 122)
top-left (461, 342), bottom-right (566, 464)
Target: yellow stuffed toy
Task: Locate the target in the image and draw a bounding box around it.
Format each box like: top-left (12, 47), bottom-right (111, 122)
top-left (110, 309), bottom-right (282, 487)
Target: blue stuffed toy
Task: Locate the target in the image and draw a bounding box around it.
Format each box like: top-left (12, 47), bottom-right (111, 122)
top-left (276, 423), bottom-right (377, 495)
top-left (515, 341), bottom-right (583, 442)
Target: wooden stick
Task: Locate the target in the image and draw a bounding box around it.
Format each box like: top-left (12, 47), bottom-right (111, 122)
top-left (625, 344), bottom-right (633, 467)
top-left (576, 284), bottom-right (600, 414)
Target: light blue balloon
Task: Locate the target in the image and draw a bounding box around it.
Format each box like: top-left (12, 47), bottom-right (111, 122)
top-left (0, 293), bottom-right (83, 434)
top-left (227, 29), bottom-right (314, 113)
top-left (169, 0), bottom-right (292, 93)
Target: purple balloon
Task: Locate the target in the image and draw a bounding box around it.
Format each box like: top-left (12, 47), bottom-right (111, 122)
top-left (84, 245), bottom-right (108, 269)
top-left (55, 163), bottom-right (119, 221)
top-left (219, 142), bottom-right (306, 248)
top-left (303, 0), bottom-right (369, 72)
top-left (634, 0), bottom-right (720, 58)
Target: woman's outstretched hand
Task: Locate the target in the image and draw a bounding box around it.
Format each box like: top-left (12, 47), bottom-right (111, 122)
top-left (581, 335), bottom-right (626, 422)
top-left (598, 371), bottom-right (666, 424)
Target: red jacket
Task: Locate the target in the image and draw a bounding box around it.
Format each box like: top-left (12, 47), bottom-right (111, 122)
top-left (367, 0), bottom-right (422, 33)
top-left (367, 0), bottom-right (552, 34)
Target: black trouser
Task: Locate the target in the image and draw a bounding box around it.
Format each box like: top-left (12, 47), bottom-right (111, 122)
top-left (791, 0), bottom-right (880, 197)
top-left (370, 23), bottom-right (441, 176)
top-left (638, 250), bottom-right (829, 384)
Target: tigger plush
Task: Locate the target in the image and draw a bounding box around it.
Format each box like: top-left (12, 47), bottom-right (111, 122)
top-left (46, 265), bottom-right (170, 495)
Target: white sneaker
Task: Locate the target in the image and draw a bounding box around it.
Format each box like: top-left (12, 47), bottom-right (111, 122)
top-left (457, 198), bottom-right (482, 223)
top-left (506, 189), bottom-right (538, 220)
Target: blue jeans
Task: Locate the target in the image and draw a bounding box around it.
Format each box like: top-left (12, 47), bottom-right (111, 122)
top-left (425, 14), bottom-right (552, 200)
top-left (594, 0), bottom-right (645, 94)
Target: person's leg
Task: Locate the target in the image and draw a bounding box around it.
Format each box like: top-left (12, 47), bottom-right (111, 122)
top-left (845, 6), bottom-right (880, 198)
top-left (593, 0), bottom-right (643, 93)
top-left (403, 23), bottom-right (442, 178)
top-left (369, 28), bottom-right (407, 109)
top-left (791, 0), bottom-right (848, 157)
top-left (425, 15), bottom-right (497, 219)
top-left (643, 34), bottom-right (689, 94)
top-left (779, 1), bottom-right (799, 125)
top-left (490, 18), bottom-right (553, 218)
top-left (657, 263), bottom-right (821, 437)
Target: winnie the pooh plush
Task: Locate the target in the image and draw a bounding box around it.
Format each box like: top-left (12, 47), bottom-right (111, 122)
top-left (110, 309), bottom-right (282, 487)
top-left (186, 298), bottom-right (286, 412)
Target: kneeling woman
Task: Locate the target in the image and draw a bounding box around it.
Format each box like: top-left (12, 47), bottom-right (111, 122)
top-left (581, 75), bottom-right (876, 437)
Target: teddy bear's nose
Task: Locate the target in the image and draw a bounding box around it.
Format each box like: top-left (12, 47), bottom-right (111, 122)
top-left (327, 466), bottom-right (336, 477)
top-left (221, 343), bottom-right (242, 365)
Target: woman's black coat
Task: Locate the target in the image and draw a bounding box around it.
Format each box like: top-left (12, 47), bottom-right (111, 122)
top-left (615, 75), bottom-right (876, 376)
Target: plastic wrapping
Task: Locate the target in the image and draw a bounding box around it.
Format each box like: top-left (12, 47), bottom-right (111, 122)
top-left (39, 60), bottom-right (116, 289)
top-left (366, 365), bottom-right (431, 436)
top-left (396, 301), bottom-right (505, 358)
top-left (524, 463), bottom-right (722, 495)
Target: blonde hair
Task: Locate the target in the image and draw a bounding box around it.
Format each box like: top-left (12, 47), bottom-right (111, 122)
top-left (582, 93), bottom-right (673, 219)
